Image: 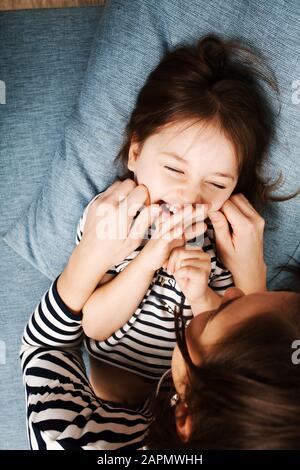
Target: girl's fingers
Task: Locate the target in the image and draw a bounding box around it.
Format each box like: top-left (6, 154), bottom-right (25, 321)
top-left (166, 254), bottom-right (175, 276)
top-left (167, 247), bottom-right (209, 275)
top-left (179, 258), bottom-right (211, 271)
top-left (166, 248), bottom-right (181, 276)
top-left (175, 266), bottom-right (204, 280)
top-left (159, 205), bottom-right (208, 238)
top-left (184, 221), bottom-right (207, 242)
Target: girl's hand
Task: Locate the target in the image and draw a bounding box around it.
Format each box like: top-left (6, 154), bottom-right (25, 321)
top-left (140, 204), bottom-right (208, 273)
top-left (77, 179), bottom-right (161, 277)
top-left (163, 246), bottom-right (211, 304)
top-left (209, 193), bottom-right (267, 294)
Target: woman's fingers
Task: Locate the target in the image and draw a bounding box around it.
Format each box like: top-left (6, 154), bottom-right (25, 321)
top-left (118, 183), bottom-right (151, 231)
top-left (125, 183), bottom-right (150, 209)
top-left (102, 178), bottom-right (135, 203)
top-left (222, 197), bottom-right (265, 237)
top-left (233, 194), bottom-right (265, 231)
top-left (129, 204), bottom-right (161, 241)
top-left (230, 194), bottom-right (261, 221)
top-left (220, 199), bottom-right (246, 232)
top-left (209, 210), bottom-right (232, 252)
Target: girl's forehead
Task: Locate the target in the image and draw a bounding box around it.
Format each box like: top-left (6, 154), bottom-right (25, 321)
top-left (153, 122), bottom-right (238, 172)
top-left (157, 121), bottom-right (233, 151)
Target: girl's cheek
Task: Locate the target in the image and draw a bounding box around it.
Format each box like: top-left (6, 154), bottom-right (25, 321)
top-left (209, 193), bottom-right (230, 211)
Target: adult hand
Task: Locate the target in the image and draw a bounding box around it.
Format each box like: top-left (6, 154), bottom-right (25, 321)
top-left (78, 179), bottom-right (161, 274)
top-left (58, 179), bottom-right (161, 313)
top-left (209, 194), bottom-right (267, 294)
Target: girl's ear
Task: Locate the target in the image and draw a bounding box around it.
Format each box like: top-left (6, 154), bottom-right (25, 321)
top-left (127, 137), bottom-right (140, 172)
top-left (175, 402), bottom-right (192, 443)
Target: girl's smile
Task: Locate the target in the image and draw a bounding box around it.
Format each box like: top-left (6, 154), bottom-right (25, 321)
top-left (127, 119), bottom-right (239, 212)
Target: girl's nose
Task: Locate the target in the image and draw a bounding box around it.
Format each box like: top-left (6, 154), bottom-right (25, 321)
top-left (177, 186), bottom-right (202, 205)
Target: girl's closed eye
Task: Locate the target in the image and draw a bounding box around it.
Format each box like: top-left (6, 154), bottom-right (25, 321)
top-left (164, 166), bottom-right (185, 175)
top-left (207, 182), bottom-right (226, 189)
top-left (164, 165), bottom-right (227, 188)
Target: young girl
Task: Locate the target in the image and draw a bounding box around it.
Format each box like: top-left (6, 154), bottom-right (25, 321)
top-left (76, 35), bottom-right (277, 382)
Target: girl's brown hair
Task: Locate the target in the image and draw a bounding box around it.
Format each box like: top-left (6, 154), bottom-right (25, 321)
top-left (114, 34), bottom-right (296, 209)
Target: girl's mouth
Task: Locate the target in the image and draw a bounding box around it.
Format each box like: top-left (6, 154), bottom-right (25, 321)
top-left (157, 200), bottom-right (181, 215)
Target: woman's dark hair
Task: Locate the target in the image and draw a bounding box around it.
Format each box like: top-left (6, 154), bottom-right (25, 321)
top-left (114, 34), bottom-right (298, 209)
top-left (147, 292), bottom-right (300, 449)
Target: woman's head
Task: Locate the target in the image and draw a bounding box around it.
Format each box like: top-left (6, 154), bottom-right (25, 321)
top-left (147, 287), bottom-right (300, 449)
top-left (115, 35), bottom-right (279, 211)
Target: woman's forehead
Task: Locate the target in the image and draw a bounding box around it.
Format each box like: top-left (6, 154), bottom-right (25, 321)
top-left (186, 291), bottom-right (299, 356)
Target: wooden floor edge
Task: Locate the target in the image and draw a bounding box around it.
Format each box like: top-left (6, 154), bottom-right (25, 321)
top-left (0, 0), bottom-right (105, 11)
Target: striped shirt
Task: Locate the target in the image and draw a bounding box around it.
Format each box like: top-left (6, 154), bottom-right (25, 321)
top-left (20, 276), bottom-right (151, 450)
top-left (76, 193), bottom-right (234, 380)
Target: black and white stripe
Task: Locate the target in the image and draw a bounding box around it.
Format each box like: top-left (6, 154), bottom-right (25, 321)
top-left (21, 277), bottom-right (151, 450)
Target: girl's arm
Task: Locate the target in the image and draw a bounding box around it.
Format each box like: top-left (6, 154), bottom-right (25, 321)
top-left (21, 275), bottom-right (148, 450)
top-left (21, 275), bottom-right (83, 355)
top-left (82, 249), bottom-right (156, 341)
top-left (82, 203), bottom-right (208, 340)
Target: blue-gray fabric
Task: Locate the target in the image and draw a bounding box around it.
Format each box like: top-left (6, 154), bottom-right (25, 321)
top-left (0, 0), bottom-right (299, 449)
top-left (0, 7), bottom-right (101, 449)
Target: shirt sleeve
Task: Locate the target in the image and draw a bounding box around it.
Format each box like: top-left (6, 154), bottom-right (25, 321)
top-left (20, 276), bottom-right (149, 450)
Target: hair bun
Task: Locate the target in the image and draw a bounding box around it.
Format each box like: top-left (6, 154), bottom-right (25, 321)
top-left (198, 35), bottom-right (227, 80)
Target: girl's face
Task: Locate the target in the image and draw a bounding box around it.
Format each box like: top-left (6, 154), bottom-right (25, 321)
top-left (128, 120), bottom-right (238, 211)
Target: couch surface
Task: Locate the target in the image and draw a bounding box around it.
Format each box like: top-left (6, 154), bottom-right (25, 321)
top-left (0, 6), bottom-right (103, 449)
